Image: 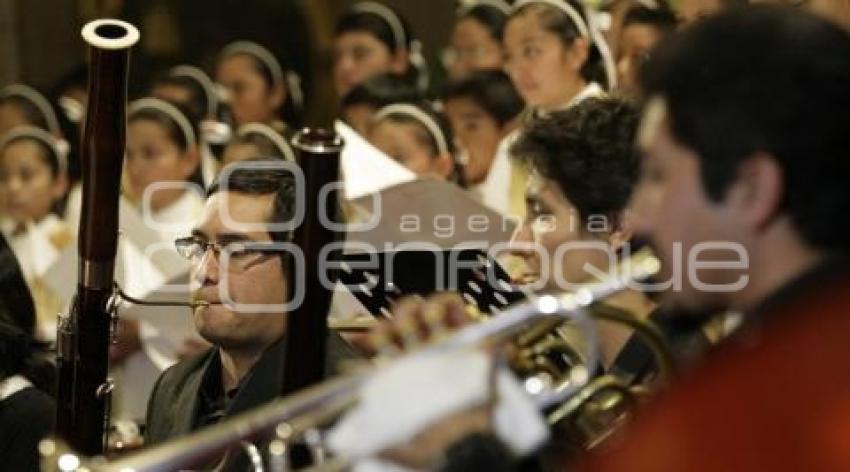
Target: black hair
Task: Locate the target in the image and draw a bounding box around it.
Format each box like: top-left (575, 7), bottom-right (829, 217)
top-left (0, 134), bottom-right (63, 179)
top-left (207, 158), bottom-right (297, 246)
top-left (52, 65), bottom-right (88, 183)
top-left (340, 72), bottom-right (422, 110)
top-left (128, 102), bottom-right (200, 153)
top-left (511, 97), bottom-right (640, 223)
top-left (377, 101), bottom-right (467, 187)
top-left (622, 0), bottom-right (678, 31)
top-left (151, 73), bottom-right (210, 124)
top-left (228, 130), bottom-right (291, 161)
top-left (128, 101), bottom-right (204, 189)
top-left (335, 3), bottom-right (426, 92)
top-left (442, 69), bottom-right (525, 127)
top-left (217, 48), bottom-right (303, 127)
top-left (460, 3), bottom-right (510, 41)
top-left (511, 0), bottom-right (609, 89)
top-left (53, 64), bottom-right (88, 99)
top-left (0, 93), bottom-right (49, 131)
top-left (335, 3), bottom-right (414, 53)
top-left (640, 6), bottom-right (850, 252)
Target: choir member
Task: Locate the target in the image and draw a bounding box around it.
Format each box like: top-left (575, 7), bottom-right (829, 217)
top-left (152, 65), bottom-right (223, 186)
top-left (0, 84), bottom-right (64, 137)
top-left (123, 97), bottom-right (203, 238)
top-left (444, 0), bottom-right (511, 78)
top-left (0, 127), bottom-right (71, 338)
top-left (614, 1), bottom-right (676, 95)
top-left (215, 41), bottom-right (294, 132)
top-left (503, 0), bottom-right (610, 113)
top-left (333, 2), bottom-right (417, 99)
top-left (369, 101), bottom-right (464, 184)
top-left (442, 69), bottom-right (525, 214)
top-left (477, 0), bottom-right (616, 219)
top-left (222, 122), bottom-right (296, 167)
top-left (340, 72), bottom-right (421, 137)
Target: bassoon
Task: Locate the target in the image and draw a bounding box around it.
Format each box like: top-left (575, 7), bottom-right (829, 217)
top-left (282, 129), bottom-right (344, 395)
top-left (55, 19), bottom-right (140, 455)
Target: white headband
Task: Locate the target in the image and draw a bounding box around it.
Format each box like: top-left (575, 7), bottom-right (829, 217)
top-left (512, 0), bottom-right (590, 39)
top-left (129, 97), bottom-right (197, 150)
top-left (374, 103), bottom-right (449, 157)
top-left (170, 65), bottom-right (219, 118)
top-left (284, 70), bottom-right (304, 111)
top-left (236, 123), bottom-right (296, 162)
top-left (351, 2), bottom-right (408, 52)
top-left (220, 41), bottom-right (284, 85)
top-left (0, 84), bottom-right (62, 136)
top-left (58, 96), bottom-right (84, 124)
top-left (0, 125), bottom-right (68, 176)
top-left (636, 0), bottom-right (660, 8)
top-left (587, 9), bottom-right (617, 91)
top-left (458, 0), bottom-right (512, 17)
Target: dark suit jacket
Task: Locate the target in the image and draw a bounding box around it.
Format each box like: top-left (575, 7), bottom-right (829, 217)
top-left (144, 332), bottom-right (357, 469)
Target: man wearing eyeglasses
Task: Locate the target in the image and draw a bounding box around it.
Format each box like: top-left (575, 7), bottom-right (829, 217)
top-left (143, 160), bottom-right (356, 465)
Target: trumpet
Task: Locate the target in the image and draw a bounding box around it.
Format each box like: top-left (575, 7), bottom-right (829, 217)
top-left (41, 250), bottom-right (669, 472)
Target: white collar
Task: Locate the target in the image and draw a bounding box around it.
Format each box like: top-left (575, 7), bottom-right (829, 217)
top-left (151, 189), bottom-right (203, 224)
top-left (533, 82), bottom-right (605, 118)
top-left (0, 375), bottom-right (32, 401)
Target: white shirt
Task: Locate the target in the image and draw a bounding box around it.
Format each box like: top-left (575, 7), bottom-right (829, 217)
top-left (2, 214), bottom-right (69, 281)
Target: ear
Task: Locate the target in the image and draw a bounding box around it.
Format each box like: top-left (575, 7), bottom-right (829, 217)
top-left (269, 81), bottom-right (286, 109)
top-left (180, 146), bottom-right (202, 180)
top-left (501, 114), bottom-right (522, 137)
top-left (567, 37), bottom-right (590, 73)
top-left (51, 173), bottom-right (69, 201)
top-left (724, 152), bottom-right (784, 232)
top-left (433, 152), bottom-right (456, 180)
top-left (389, 48), bottom-right (410, 74)
top-left (608, 209), bottom-right (635, 251)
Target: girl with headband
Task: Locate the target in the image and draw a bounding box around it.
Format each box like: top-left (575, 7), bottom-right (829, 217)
top-left (442, 69), bottom-right (526, 214)
top-left (0, 84), bottom-right (63, 137)
top-left (340, 72), bottom-right (422, 137)
top-left (504, 0), bottom-right (613, 113)
top-left (0, 126), bottom-right (71, 336)
top-left (124, 97), bottom-right (203, 224)
top-left (222, 122), bottom-right (296, 168)
top-left (151, 65), bottom-right (226, 186)
top-left (333, 2), bottom-right (419, 99)
top-left (215, 41), bottom-right (300, 131)
top-left (151, 68), bottom-right (214, 125)
top-left (615, 0), bottom-right (676, 95)
top-left (445, 0), bottom-right (511, 79)
top-left (470, 0), bottom-right (615, 218)
top-left (369, 102), bottom-right (465, 185)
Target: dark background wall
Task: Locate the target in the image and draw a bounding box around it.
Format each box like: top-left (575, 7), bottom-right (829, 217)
top-left (0, 0), bottom-right (456, 126)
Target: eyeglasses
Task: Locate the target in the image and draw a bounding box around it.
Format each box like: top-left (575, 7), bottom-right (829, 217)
top-left (174, 236), bottom-right (284, 272)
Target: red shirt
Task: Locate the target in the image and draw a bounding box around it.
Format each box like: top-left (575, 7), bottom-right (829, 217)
top-left (578, 263), bottom-right (850, 472)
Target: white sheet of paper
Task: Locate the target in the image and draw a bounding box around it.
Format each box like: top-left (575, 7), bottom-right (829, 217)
top-left (336, 120), bottom-right (416, 200)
